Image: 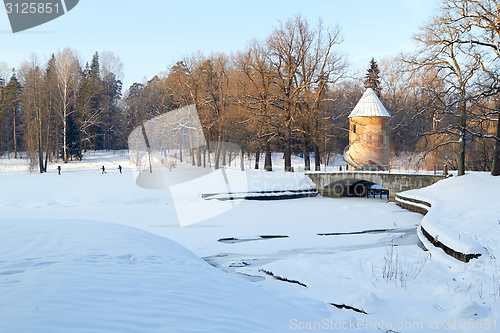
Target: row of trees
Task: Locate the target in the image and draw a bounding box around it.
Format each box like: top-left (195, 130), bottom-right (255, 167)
top-left (124, 16), bottom-right (349, 172)
top-left (0, 49), bottom-right (124, 171)
top-left (1, 5), bottom-right (499, 175)
top-left (124, 10), bottom-right (499, 175)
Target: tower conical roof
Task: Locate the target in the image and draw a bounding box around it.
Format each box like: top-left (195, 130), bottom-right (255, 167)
top-left (348, 88), bottom-right (391, 118)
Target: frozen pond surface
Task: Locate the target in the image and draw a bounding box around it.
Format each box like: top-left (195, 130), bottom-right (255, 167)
top-left (2, 153), bottom-right (500, 332)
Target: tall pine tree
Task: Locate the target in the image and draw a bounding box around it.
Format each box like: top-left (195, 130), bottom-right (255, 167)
top-left (65, 111), bottom-right (81, 160)
top-left (77, 52), bottom-right (103, 152)
top-left (1, 73), bottom-right (22, 158)
top-left (101, 72), bottom-right (123, 150)
top-left (363, 58), bottom-right (382, 98)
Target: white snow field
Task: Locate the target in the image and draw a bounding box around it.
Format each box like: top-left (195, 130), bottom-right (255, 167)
top-left (1, 151), bottom-right (499, 332)
top-left (0, 219), bottom-right (325, 333)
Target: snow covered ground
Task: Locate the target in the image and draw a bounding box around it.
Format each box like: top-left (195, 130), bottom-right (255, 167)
top-left (0, 219), bottom-right (329, 333)
top-left (399, 173), bottom-right (500, 260)
top-left (1, 151), bottom-right (499, 332)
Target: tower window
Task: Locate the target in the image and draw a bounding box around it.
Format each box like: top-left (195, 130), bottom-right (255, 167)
top-left (353, 124), bottom-right (356, 133)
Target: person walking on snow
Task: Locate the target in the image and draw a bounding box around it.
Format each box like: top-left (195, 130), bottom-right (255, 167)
top-left (57, 166), bottom-right (61, 175)
top-left (118, 165), bottom-right (122, 174)
top-left (101, 165), bottom-right (106, 174)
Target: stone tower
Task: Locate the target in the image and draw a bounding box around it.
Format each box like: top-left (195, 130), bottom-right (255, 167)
top-left (344, 88), bottom-right (391, 171)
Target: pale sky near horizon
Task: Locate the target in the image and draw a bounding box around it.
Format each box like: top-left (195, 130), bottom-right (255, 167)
top-left (1, 0), bottom-right (439, 91)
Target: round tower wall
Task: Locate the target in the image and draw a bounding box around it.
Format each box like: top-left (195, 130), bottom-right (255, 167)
top-left (349, 116), bottom-right (390, 169)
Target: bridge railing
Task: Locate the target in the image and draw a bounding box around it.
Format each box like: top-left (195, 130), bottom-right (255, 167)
top-left (387, 164), bottom-right (448, 175)
top-left (299, 164), bottom-right (449, 175)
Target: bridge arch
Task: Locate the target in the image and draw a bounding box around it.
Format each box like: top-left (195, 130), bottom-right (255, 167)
top-left (323, 179), bottom-right (388, 199)
top-left (306, 172), bottom-right (448, 201)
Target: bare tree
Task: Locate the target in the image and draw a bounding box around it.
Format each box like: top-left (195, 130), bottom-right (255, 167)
top-left (100, 51), bottom-right (124, 82)
top-left (437, 0), bottom-right (500, 175)
top-left (0, 62), bottom-right (10, 83)
top-left (295, 19), bottom-right (347, 171)
top-left (380, 56), bottom-right (445, 157)
top-left (55, 48), bottom-right (80, 163)
top-left (19, 54), bottom-right (46, 172)
top-left (236, 39), bottom-right (279, 171)
top-left (266, 15), bottom-right (307, 171)
top-left (264, 15), bottom-right (347, 171)
top-left (411, 11), bottom-right (482, 175)
top-left (42, 54), bottom-right (59, 168)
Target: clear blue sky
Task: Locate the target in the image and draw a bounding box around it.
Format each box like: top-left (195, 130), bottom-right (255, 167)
top-left (1, 0), bottom-right (438, 91)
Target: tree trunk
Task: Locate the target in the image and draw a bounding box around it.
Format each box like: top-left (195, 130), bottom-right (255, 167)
top-left (44, 105), bottom-right (52, 172)
top-left (207, 142), bottom-right (211, 167)
top-left (222, 143), bottom-right (227, 167)
top-left (37, 106), bottom-right (44, 173)
top-left (240, 150), bottom-right (245, 171)
top-left (491, 115), bottom-right (500, 176)
top-left (63, 101), bottom-right (68, 163)
top-left (284, 113), bottom-right (293, 171)
top-left (314, 117), bottom-right (321, 171)
top-left (284, 142), bottom-right (292, 172)
top-left (214, 143), bottom-right (221, 169)
top-left (314, 142), bottom-right (321, 171)
top-left (197, 146), bottom-right (201, 167)
top-left (458, 136), bottom-right (466, 176)
top-left (458, 101), bottom-right (466, 176)
top-left (44, 141), bottom-right (50, 172)
top-left (303, 133), bottom-right (311, 171)
top-left (265, 142), bottom-right (272, 171)
top-left (203, 145), bottom-right (206, 168)
top-left (13, 109), bottom-right (17, 159)
top-left (255, 150), bottom-right (260, 169)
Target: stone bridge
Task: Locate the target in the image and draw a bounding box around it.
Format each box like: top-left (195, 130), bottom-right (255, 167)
top-left (306, 172), bottom-right (449, 201)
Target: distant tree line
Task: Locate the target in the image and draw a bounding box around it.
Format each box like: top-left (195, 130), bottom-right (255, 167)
top-left (1, 8), bottom-right (499, 175)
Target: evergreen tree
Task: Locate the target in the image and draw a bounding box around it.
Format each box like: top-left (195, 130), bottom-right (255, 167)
top-left (42, 54), bottom-right (59, 168)
top-left (1, 73), bottom-right (22, 158)
top-left (364, 58), bottom-right (382, 98)
top-left (124, 83), bottom-right (145, 130)
top-left (77, 55), bottom-right (102, 152)
top-left (101, 72), bottom-right (123, 150)
top-left (63, 110), bottom-right (81, 160)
